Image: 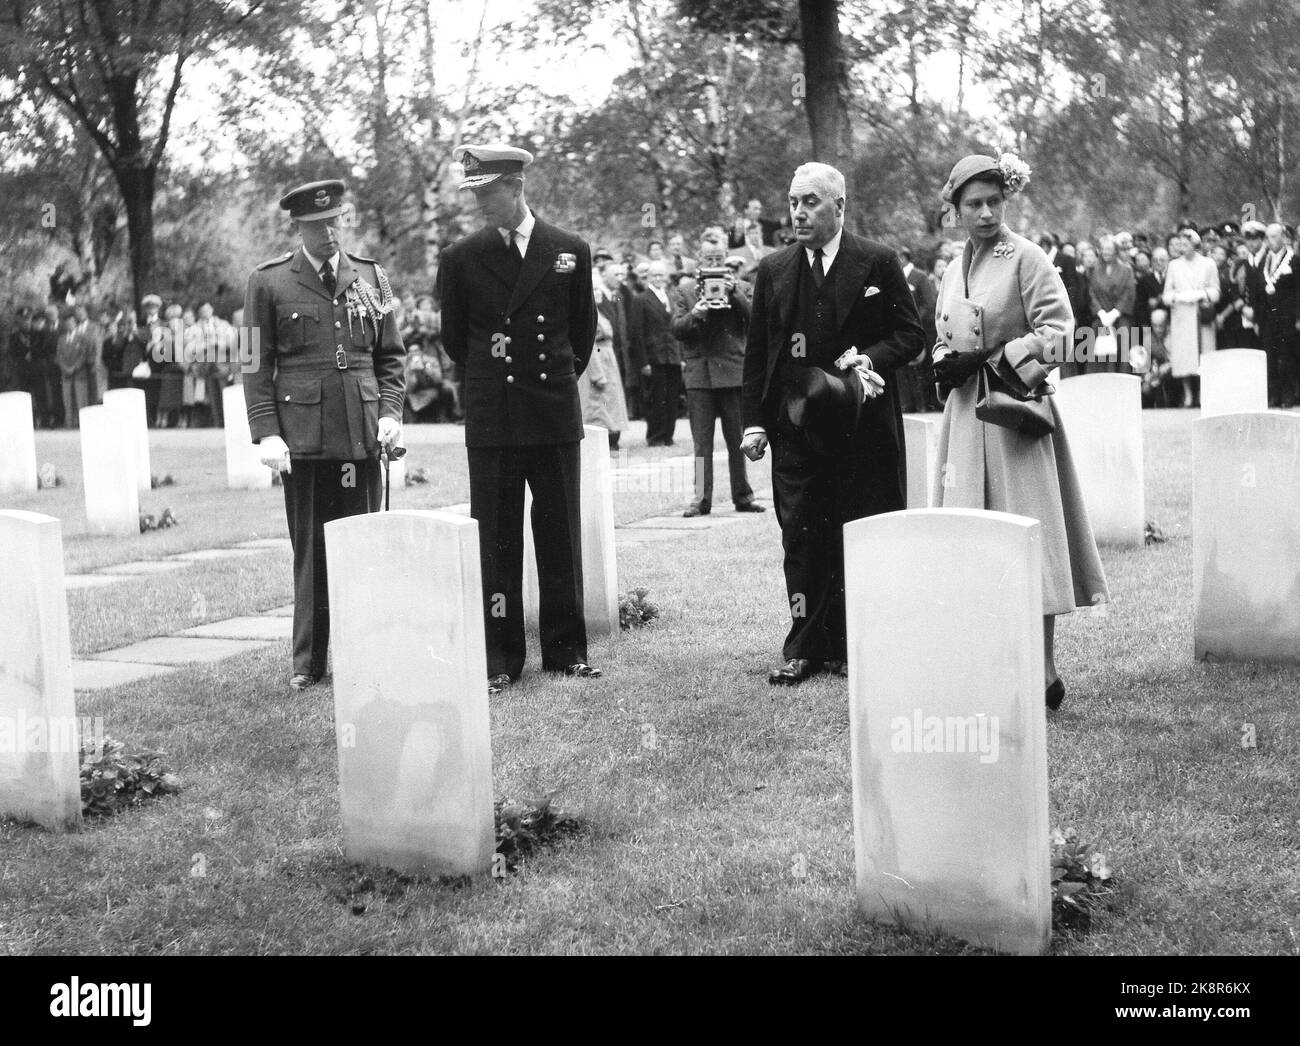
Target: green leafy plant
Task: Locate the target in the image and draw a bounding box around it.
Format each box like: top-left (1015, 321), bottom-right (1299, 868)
top-left (407, 466), bottom-right (430, 485)
top-left (1145, 520), bottom-right (1167, 545)
top-left (150, 473), bottom-right (175, 488)
top-left (80, 736), bottom-right (182, 818)
top-left (494, 794), bottom-right (585, 874)
top-left (1051, 827), bottom-right (1119, 934)
top-left (619, 587), bottom-right (660, 630)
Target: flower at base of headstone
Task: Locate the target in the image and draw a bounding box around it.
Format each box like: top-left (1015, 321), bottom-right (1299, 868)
top-left (159, 507), bottom-right (177, 527)
top-left (37, 463), bottom-right (61, 489)
top-left (1144, 520), bottom-right (1167, 545)
top-left (619, 587), bottom-right (660, 630)
top-left (1050, 826), bottom-right (1120, 935)
top-left (150, 473), bottom-right (175, 489)
top-left (139, 512), bottom-right (156, 533)
top-left (408, 466), bottom-right (430, 484)
top-left (79, 735), bottom-right (182, 818)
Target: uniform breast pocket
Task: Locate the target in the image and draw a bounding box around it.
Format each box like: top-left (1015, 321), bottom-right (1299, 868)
top-left (276, 374), bottom-right (323, 453)
top-left (276, 304), bottom-right (319, 354)
top-left (356, 372), bottom-right (380, 448)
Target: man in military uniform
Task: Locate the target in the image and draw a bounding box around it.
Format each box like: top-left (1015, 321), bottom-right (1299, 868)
top-left (243, 180), bottom-right (406, 691)
top-left (436, 143), bottom-right (600, 694)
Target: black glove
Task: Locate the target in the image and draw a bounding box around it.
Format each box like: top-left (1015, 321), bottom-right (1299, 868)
top-left (932, 350), bottom-right (989, 393)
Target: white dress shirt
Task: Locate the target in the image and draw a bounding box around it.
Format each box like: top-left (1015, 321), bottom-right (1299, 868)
top-left (302, 247), bottom-right (342, 291)
top-left (499, 208), bottom-right (535, 257)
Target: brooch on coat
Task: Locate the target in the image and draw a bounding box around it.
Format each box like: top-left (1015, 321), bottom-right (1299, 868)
top-left (992, 240), bottom-right (1016, 259)
top-left (553, 252), bottom-right (577, 273)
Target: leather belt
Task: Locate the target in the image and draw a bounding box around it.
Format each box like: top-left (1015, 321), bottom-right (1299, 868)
top-left (276, 354), bottom-right (374, 373)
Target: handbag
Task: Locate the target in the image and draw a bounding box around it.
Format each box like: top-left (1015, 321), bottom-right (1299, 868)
top-left (975, 356), bottom-right (1055, 438)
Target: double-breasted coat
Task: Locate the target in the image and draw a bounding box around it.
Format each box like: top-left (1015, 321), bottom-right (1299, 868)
top-left (931, 227), bottom-right (1108, 615)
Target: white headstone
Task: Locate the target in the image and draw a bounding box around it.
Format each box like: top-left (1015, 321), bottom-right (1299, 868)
top-left (79, 406), bottom-right (140, 536)
top-left (0, 392), bottom-right (38, 496)
top-left (1199, 349), bottom-right (1268, 419)
top-left (903, 415), bottom-right (939, 509)
top-left (579, 425), bottom-right (618, 635)
top-left (523, 427), bottom-right (616, 634)
top-left (101, 388), bottom-right (151, 495)
top-left (325, 510), bottom-right (495, 877)
top-left (845, 508), bottom-right (1050, 955)
top-left (222, 384), bottom-right (272, 490)
top-left (0, 510), bottom-right (81, 830)
top-left (1052, 374), bottom-right (1144, 546)
top-left (1194, 412), bottom-right (1300, 663)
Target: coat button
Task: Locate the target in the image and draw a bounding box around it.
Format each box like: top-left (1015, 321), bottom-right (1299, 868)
top-left (536, 314), bottom-right (544, 322)
top-left (506, 375), bottom-right (514, 383)
top-left (291, 312), bottom-right (299, 319)
top-left (504, 336), bottom-right (511, 344)
top-left (539, 353), bottom-right (547, 361)
top-left (945, 330), bottom-right (952, 339)
top-left (505, 356), bottom-right (512, 364)
top-left (335, 321), bottom-right (341, 329)
top-left (973, 327), bottom-right (980, 335)
top-left (536, 334), bottom-right (544, 342)
top-left (284, 394), bottom-right (290, 401)
top-left (505, 317), bottom-right (511, 326)
top-left (941, 312), bottom-right (948, 320)
top-left (337, 344), bottom-right (343, 351)
top-left (539, 373), bottom-right (547, 381)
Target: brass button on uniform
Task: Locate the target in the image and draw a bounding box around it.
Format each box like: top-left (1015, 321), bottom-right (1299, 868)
top-left (538, 353), bottom-right (547, 361)
top-left (505, 356), bottom-right (512, 363)
top-left (942, 312), bottom-right (948, 321)
top-left (539, 373), bottom-right (547, 381)
top-left (506, 375), bottom-right (515, 384)
top-left (291, 312), bottom-right (299, 319)
top-left (335, 321), bottom-right (341, 329)
top-left (536, 334), bottom-right (544, 342)
top-left (504, 336), bottom-right (511, 345)
top-left (536, 314), bottom-right (545, 322)
top-left (505, 317), bottom-right (511, 326)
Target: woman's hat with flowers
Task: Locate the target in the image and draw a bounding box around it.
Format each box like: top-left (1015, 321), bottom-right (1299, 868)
top-left (940, 152), bottom-right (1032, 206)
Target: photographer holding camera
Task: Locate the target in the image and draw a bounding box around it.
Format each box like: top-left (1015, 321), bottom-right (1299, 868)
top-left (670, 236), bottom-right (765, 518)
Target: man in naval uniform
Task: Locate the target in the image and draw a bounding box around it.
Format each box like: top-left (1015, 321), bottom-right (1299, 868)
top-left (243, 179), bottom-right (406, 691)
top-left (435, 143), bottom-right (600, 694)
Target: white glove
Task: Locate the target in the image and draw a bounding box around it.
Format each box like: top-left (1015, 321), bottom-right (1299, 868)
top-left (257, 435), bottom-right (291, 474)
top-left (378, 417), bottom-right (401, 449)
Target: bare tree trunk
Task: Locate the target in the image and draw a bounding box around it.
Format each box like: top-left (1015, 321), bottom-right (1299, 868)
top-left (117, 164), bottom-right (156, 306)
top-left (798, 0), bottom-right (852, 167)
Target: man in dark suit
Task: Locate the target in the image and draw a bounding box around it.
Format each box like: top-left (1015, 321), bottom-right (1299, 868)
top-left (436, 142), bottom-right (600, 694)
top-left (1257, 222), bottom-right (1300, 408)
top-left (897, 245), bottom-right (937, 412)
top-left (244, 179), bottom-right (407, 691)
top-left (629, 260), bottom-right (682, 446)
top-left (672, 236), bottom-right (764, 517)
top-left (741, 162), bottom-right (924, 685)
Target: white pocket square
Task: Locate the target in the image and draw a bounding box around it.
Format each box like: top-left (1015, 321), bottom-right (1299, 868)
top-left (863, 285), bottom-right (881, 298)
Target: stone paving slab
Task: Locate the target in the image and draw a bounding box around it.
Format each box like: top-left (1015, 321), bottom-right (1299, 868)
top-left (167, 547), bottom-right (271, 561)
top-left (98, 560), bottom-right (191, 575)
top-left (623, 516), bottom-right (716, 530)
top-left (615, 528), bottom-right (693, 543)
top-left (233, 538), bottom-right (293, 549)
top-left (91, 635), bottom-right (273, 664)
top-left (179, 616), bottom-right (293, 640)
top-left (65, 574), bottom-right (133, 589)
top-left (72, 659), bottom-right (180, 691)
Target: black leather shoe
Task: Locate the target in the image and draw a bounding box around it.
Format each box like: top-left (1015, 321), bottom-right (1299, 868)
top-left (734, 502), bottom-right (766, 513)
top-left (488, 673), bottom-right (514, 695)
top-left (289, 674), bottom-right (317, 691)
top-left (1046, 677), bottom-right (1066, 710)
top-left (563, 662), bottom-right (602, 678)
top-left (768, 658), bottom-right (821, 685)
top-left (822, 660), bottom-right (848, 677)
top-left (683, 504), bottom-right (710, 518)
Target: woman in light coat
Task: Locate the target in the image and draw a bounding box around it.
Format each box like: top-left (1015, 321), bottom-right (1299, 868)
top-left (1162, 229), bottom-right (1220, 407)
top-left (930, 154), bottom-right (1109, 712)
top-left (580, 278), bottom-right (630, 449)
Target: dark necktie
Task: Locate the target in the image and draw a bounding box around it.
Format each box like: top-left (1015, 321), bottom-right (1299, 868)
top-left (812, 248), bottom-right (825, 289)
top-left (319, 260), bottom-right (336, 296)
top-left (502, 229), bottom-right (523, 282)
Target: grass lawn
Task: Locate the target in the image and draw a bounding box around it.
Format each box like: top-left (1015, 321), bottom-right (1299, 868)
top-left (1, 410), bottom-right (1298, 955)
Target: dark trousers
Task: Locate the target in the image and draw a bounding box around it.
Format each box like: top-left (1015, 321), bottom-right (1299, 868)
top-left (468, 442), bottom-right (587, 679)
top-left (686, 385), bottom-right (754, 509)
top-left (645, 364), bottom-right (682, 444)
top-left (282, 457), bottom-right (381, 678)
top-left (1264, 324), bottom-right (1300, 407)
top-left (770, 415), bottom-right (876, 662)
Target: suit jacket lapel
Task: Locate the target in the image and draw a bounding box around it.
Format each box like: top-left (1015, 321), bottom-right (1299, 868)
top-left (507, 219), bottom-right (557, 316)
top-left (292, 248), bottom-right (334, 302)
top-left (334, 253), bottom-right (359, 298)
top-left (770, 245), bottom-right (801, 339)
top-left (478, 228), bottom-right (518, 292)
top-left (832, 233), bottom-right (872, 332)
